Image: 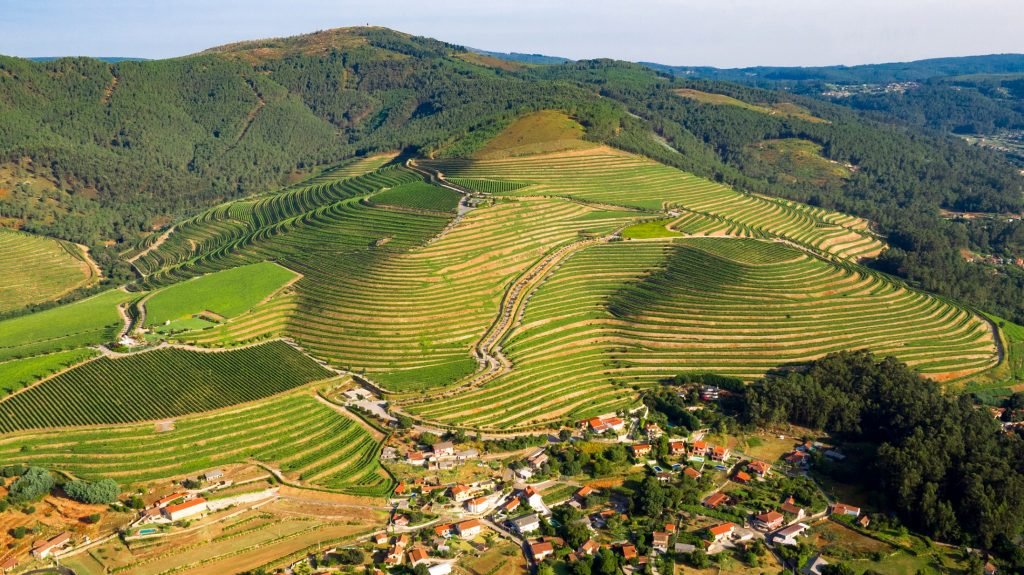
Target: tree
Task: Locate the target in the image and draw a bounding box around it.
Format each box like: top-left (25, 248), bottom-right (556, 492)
top-left (559, 429), bottom-right (573, 442)
top-left (634, 476), bottom-right (666, 517)
top-left (571, 557), bottom-right (593, 575)
top-left (6, 467), bottom-right (54, 503)
top-left (595, 548), bottom-right (619, 575)
top-left (9, 526), bottom-right (27, 539)
top-left (86, 513), bottom-right (102, 524)
top-left (65, 478), bottom-right (119, 504)
top-left (413, 564), bottom-right (430, 575)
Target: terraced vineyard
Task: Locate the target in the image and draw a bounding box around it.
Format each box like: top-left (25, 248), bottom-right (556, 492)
top-left (0, 227), bottom-right (97, 313)
top-left (407, 238), bottom-right (997, 430)
top-left (371, 181), bottom-right (461, 212)
top-left (423, 146), bottom-right (884, 260)
top-left (0, 392), bottom-right (393, 496)
top-left (0, 341), bottom-right (331, 432)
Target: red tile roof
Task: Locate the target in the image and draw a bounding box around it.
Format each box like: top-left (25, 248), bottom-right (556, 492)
top-left (708, 522), bottom-right (736, 537)
top-left (164, 497), bottom-right (206, 515)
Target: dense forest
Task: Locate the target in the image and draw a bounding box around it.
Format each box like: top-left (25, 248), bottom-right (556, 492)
top-left (741, 351), bottom-right (1024, 561)
top-left (3, 27), bottom-right (1024, 322)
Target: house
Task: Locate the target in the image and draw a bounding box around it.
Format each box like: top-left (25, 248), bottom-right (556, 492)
top-left (450, 484), bottom-right (473, 502)
top-left (374, 532), bottom-right (390, 545)
top-left (524, 486), bottom-right (547, 514)
top-left (385, 543), bottom-right (405, 566)
top-left (700, 385), bottom-right (720, 401)
top-left (857, 515), bottom-right (871, 528)
top-left (503, 497), bottom-right (521, 513)
top-left (785, 451), bottom-right (810, 467)
top-left (515, 467), bottom-right (535, 480)
top-left (433, 441), bottom-right (455, 458)
top-left (526, 448), bottom-right (549, 469)
top-left (203, 469), bottom-right (224, 482)
top-left (665, 523), bottom-right (677, 534)
top-left (510, 513), bottom-right (541, 535)
top-left (31, 531), bottom-right (71, 558)
top-left (710, 445), bottom-right (730, 461)
top-left (620, 544), bottom-right (637, 560)
top-left (644, 423), bottom-right (663, 439)
top-left (651, 531), bottom-right (670, 552)
top-left (466, 495), bottom-right (491, 514)
top-left (707, 522), bottom-right (736, 543)
top-left (586, 416), bottom-right (625, 434)
top-left (802, 554), bottom-right (830, 575)
top-left (752, 510), bottom-right (785, 531)
top-left (683, 467), bottom-right (702, 480)
top-left (434, 524), bottom-right (454, 538)
top-left (381, 446), bottom-right (398, 461)
top-left (575, 485), bottom-right (595, 501)
top-left (772, 523), bottom-right (810, 546)
top-left (457, 519), bottom-right (484, 540)
top-left (579, 539), bottom-right (600, 556)
top-left (630, 443), bottom-right (652, 458)
top-left (748, 460), bottom-right (771, 478)
top-left (428, 564), bottom-right (452, 575)
top-left (0, 555), bottom-right (17, 572)
top-left (162, 498), bottom-right (207, 521)
top-left (396, 534), bottom-right (410, 547)
top-left (408, 547), bottom-right (430, 566)
top-left (456, 448), bottom-right (479, 462)
top-left (393, 515), bottom-right (411, 527)
top-left (691, 440), bottom-right (708, 456)
top-left (703, 492), bottom-right (729, 509)
top-left (733, 471), bottom-right (752, 484)
top-left (669, 440), bottom-right (686, 455)
top-left (780, 496), bottom-right (805, 519)
top-left (985, 562), bottom-right (998, 575)
top-left (156, 492), bottom-right (188, 508)
top-left (530, 541), bottom-right (554, 562)
top-left (831, 503), bottom-right (861, 518)
top-left (407, 451), bottom-right (426, 466)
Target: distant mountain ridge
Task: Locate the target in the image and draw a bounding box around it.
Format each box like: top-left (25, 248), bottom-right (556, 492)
top-left (28, 56), bottom-right (148, 63)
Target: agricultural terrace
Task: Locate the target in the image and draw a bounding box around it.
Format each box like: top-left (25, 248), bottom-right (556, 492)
top-left (0, 341), bottom-right (331, 432)
top-left (134, 165), bottom-right (635, 390)
top-left (408, 239), bottom-right (997, 430)
top-left (0, 228), bottom-right (97, 313)
top-left (0, 393), bottom-right (393, 496)
top-left (371, 181), bottom-right (461, 212)
top-left (143, 262), bottom-right (298, 331)
top-left (0, 289), bottom-right (135, 362)
top-left (422, 146), bottom-right (884, 260)
top-left (0, 349), bottom-right (98, 394)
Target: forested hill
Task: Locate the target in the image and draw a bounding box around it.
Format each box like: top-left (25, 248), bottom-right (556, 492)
top-left (2, 27), bottom-right (1024, 321)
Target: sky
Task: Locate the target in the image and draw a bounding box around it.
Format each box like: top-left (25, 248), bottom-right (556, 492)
top-left (1, 0), bottom-right (1022, 68)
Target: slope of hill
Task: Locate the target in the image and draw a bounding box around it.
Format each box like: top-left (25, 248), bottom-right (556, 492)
top-left (0, 228), bottom-right (98, 313)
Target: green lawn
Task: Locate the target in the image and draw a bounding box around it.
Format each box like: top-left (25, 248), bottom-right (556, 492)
top-left (144, 262), bottom-right (298, 328)
top-left (622, 219), bottom-right (682, 239)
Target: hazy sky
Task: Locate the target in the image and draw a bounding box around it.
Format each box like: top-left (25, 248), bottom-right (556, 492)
top-left (2, 0), bottom-right (1022, 67)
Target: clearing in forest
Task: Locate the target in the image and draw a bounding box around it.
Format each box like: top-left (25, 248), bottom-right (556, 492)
top-left (673, 88), bottom-right (828, 123)
top-left (471, 110), bottom-right (599, 159)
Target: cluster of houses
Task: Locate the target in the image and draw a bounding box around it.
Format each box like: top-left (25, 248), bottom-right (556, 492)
top-left (514, 447), bottom-right (550, 480)
top-left (405, 441), bottom-right (480, 471)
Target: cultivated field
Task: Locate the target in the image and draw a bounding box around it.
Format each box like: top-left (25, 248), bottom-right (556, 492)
top-left (407, 238), bottom-right (996, 430)
top-left (371, 181), bottom-right (462, 212)
top-left (0, 391), bottom-right (393, 495)
top-left (422, 145), bottom-right (884, 260)
top-left (0, 341), bottom-right (331, 432)
top-left (0, 227), bottom-right (97, 313)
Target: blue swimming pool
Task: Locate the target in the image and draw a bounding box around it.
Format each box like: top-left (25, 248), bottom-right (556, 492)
top-left (138, 528), bottom-right (157, 535)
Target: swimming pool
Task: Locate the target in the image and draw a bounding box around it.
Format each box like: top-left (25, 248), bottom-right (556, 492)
top-left (138, 528), bottom-right (157, 535)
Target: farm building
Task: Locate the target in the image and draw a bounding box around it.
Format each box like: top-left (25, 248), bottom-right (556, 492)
top-left (831, 502), bottom-right (861, 517)
top-left (163, 497), bottom-right (207, 521)
top-left (31, 531), bottom-right (71, 558)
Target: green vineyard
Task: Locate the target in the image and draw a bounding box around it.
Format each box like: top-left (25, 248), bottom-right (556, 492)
top-left (0, 392), bottom-right (393, 496)
top-left (406, 238), bottom-right (997, 430)
top-left (0, 341), bottom-right (332, 432)
top-left (0, 227), bottom-right (96, 314)
top-left (371, 181), bottom-right (462, 212)
top-left (424, 146), bottom-right (884, 260)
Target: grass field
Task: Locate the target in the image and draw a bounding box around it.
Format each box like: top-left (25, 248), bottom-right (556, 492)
top-left (0, 289), bottom-right (135, 362)
top-left (423, 145), bottom-right (883, 260)
top-left (372, 181), bottom-right (462, 212)
top-left (0, 341), bottom-right (331, 432)
top-left (0, 348), bottom-right (98, 393)
top-left (673, 88), bottom-right (827, 123)
top-left (144, 262), bottom-right (298, 330)
top-left (0, 227), bottom-right (97, 313)
top-left (408, 238), bottom-right (996, 430)
top-left (622, 219), bottom-right (682, 239)
top-left (0, 391), bottom-right (393, 495)
top-left (471, 110), bottom-right (598, 159)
